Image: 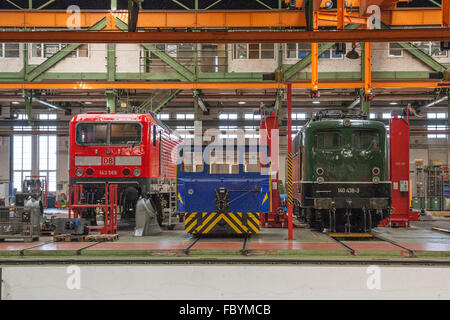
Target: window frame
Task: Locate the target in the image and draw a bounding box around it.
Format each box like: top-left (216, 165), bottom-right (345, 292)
top-left (351, 130), bottom-right (381, 151)
top-left (388, 43), bottom-right (403, 57)
top-left (13, 135), bottom-right (32, 192)
top-left (30, 43), bottom-right (89, 59)
top-left (75, 121), bottom-right (143, 146)
top-left (313, 131), bottom-right (343, 151)
top-left (0, 43), bottom-right (20, 58)
top-left (233, 43), bottom-right (275, 60)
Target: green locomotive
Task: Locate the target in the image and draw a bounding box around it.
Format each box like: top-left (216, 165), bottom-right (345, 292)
top-left (292, 111), bottom-right (391, 233)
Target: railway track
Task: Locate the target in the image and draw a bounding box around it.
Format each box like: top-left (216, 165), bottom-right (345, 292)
top-left (183, 234), bottom-right (251, 255)
top-left (327, 231), bottom-right (416, 257)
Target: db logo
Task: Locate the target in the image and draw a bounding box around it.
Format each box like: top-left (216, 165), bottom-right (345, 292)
top-left (102, 157), bottom-right (114, 166)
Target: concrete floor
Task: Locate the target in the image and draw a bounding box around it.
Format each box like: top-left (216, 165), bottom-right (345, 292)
top-left (0, 209), bottom-right (447, 259)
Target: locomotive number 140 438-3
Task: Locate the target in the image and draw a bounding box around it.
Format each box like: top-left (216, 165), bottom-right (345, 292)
top-left (337, 187), bottom-right (360, 194)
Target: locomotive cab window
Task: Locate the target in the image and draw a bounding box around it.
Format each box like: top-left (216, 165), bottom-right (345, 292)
top-left (314, 131), bottom-right (342, 150)
top-left (352, 130), bottom-right (380, 151)
top-left (110, 123), bottom-right (141, 145)
top-left (76, 123), bottom-right (108, 145)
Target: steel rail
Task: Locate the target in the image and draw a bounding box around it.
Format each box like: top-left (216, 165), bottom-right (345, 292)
top-left (183, 236), bottom-right (201, 254)
top-left (371, 231), bottom-right (416, 257)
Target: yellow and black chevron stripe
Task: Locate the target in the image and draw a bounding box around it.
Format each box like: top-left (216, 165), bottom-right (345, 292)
top-left (287, 152), bottom-right (293, 205)
top-left (184, 212), bottom-right (261, 235)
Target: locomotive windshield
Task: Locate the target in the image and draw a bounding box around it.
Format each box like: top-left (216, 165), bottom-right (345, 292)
top-left (75, 122), bottom-right (141, 145)
top-left (110, 123), bottom-right (141, 145)
top-left (314, 131), bottom-right (342, 150)
top-left (76, 123), bottom-right (108, 145)
top-left (352, 130), bottom-right (380, 151)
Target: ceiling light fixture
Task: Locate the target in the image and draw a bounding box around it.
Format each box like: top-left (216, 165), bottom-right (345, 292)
top-left (346, 44), bottom-right (360, 59)
top-left (312, 101), bottom-right (321, 104)
top-left (238, 101), bottom-right (246, 105)
top-left (390, 102), bottom-right (399, 105)
top-left (11, 101), bottom-right (20, 105)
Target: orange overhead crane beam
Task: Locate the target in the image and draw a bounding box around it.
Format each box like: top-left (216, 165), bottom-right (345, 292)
top-left (1, 28), bottom-right (450, 43)
top-left (0, 8), bottom-right (446, 28)
top-left (0, 81), bottom-right (442, 90)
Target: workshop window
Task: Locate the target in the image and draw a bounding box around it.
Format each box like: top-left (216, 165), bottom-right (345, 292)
top-left (320, 47), bottom-right (343, 59)
top-left (38, 114), bottom-right (57, 131)
top-left (0, 43), bottom-right (20, 58)
top-left (286, 43), bottom-right (310, 59)
top-left (176, 113), bottom-right (195, 120)
top-left (233, 44), bottom-right (275, 60)
top-left (157, 113), bottom-right (170, 120)
top-left (292, 113), bottom-right (306, 120)
top-left (388, 43), bottom-right (403, 57)
top-left (31, 43), bottom-right (89, 58)
top-left (412, 41), bottom-right (447, 57)
top-left (292, 126), bottom-right (303, 132)
top-left (39, 135), bottom-right (57, 192)
top-left (244, 114), bottom-right (261, 120)
top-left (427, 112), bottom-right (447, 119)
top-left (427, 125), bottom-right (447, 139)
top-left (13, 114), bottom-right (32, 131)
top-left (175, 125), bottom-right (194, 139)
top-left (219, 113), bottom-right (237, 120)
top-left (13, 135), bottom-right (32, 193)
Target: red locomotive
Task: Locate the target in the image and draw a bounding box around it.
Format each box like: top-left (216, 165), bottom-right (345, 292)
top-left (69, 111), bottom-right (181, 228)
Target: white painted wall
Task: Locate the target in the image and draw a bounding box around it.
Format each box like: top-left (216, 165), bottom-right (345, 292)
top-left (116, 44), bottom-right (142, 73)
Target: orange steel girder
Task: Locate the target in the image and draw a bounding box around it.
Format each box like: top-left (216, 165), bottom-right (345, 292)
top-left (312, 12), bottom-right (319, 91)
top-left (0, 9), bottom-right (446, 29)
top-left (337, 0), bottom-right (345, 29)
top-left (0, 81), bottom-right (441, 90)
top-left (443, 0), bottom-right (450, 27)
top-left (364, 42), bottom-right (372, 94)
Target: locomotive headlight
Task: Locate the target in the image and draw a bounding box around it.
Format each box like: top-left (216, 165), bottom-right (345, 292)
top-left (133, 168), bottom-right (141, 177)
top-left (75, 168), bottom-right (83, 177)
top-left (372, 176), bottom-right (380, 184)
top-left (372, 167), bottom-right (380, 175)
top-left (316, 177), bottom-right (325, 184)
top-left (316, 168), bottom-right (324, 175)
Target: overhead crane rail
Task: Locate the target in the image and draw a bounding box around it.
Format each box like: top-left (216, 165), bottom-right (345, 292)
top-left (1, 28), bottom-right (450, 43)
